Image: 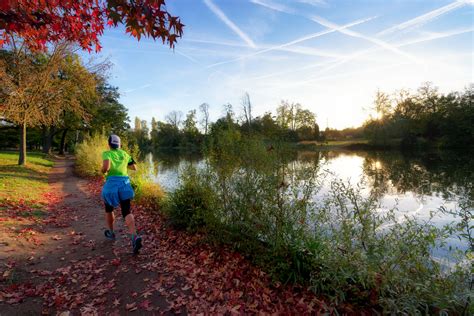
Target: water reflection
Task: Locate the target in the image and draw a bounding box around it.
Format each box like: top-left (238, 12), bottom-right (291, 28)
top-left (147, 149), bottom-right (472, 257)
top-left (147, 150), bottom-right (204, 191)
top-left (362, 150), bottom-right (474, 202)
top-left (148, 149), bottom-right (473, 209)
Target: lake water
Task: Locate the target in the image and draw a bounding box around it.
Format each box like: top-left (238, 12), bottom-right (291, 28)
top-left (146, 149), bottom-right (473, 257)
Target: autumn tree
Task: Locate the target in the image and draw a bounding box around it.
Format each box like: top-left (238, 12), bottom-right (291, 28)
top-left (0, 0), bottom-right (184, 52)
top-left (0, 43), bottom-right (95, 164)
top-left (0, 1), bottom-right (183, 161)
top-left (55, 54), bottom-right (99, 154)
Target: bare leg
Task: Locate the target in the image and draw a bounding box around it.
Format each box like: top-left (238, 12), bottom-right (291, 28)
top-left (105, 212), bottom-right (115, 231)
top-left (124, 214), bottom-right (137, 235)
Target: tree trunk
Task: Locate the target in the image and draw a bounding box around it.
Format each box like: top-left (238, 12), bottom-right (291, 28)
top-left (42, 126), bottom-right (50, 154)
top-left (42, 126), bottom-right (56, 154)
top-left (58, 128), bottom-right (68, 155)
top-left (18, 123), bottom-right (26, 165)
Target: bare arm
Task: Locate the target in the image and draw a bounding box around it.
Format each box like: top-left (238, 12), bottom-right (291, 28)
top-left (128, 163), bottom-right (138, 171)
top-left (102, 160), bottom-right (110, 174)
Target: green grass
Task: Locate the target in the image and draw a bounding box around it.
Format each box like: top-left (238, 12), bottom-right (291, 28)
top-left (297, 139), bottom-right (369, 150)
top-left (0, 151), bottom-right (54, 202)
top-left (323, 139), bottom-right (369, 146)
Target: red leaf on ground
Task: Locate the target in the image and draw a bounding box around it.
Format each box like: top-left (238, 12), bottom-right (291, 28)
top-left (125, 302), bottom-right (137, 311)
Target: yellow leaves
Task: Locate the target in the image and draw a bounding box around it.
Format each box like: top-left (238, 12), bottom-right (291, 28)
top-left (0, 43), bottom-right (98, 128)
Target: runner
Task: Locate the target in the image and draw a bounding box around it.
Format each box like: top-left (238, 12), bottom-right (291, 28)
top-left (101, 134), bottom-right (142, 254)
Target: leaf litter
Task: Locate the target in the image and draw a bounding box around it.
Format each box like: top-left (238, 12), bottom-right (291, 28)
top-left (0, 177), bottom-right (337, 314)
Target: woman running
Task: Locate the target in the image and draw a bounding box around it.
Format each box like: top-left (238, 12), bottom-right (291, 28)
top-left (101, 134), bottom-right (142, 254)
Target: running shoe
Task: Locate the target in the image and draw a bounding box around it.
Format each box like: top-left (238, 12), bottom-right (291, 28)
top-left (104, 229), bottom-right (116, 240)
top-left (132, 235), bottom-right (142, 255)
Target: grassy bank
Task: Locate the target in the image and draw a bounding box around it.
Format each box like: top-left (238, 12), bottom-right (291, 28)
top-left (0, 151), bottom-right (53, 202)
top-left (297, 139), bottom-right (381, 151)
top-left (0, 151), bottom-right (54, 234)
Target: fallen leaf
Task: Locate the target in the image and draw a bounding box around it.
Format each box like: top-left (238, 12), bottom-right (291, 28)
top-left (126, 302), bottom-right (137, 311)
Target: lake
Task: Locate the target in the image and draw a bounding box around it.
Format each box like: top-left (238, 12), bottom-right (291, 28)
top-left (146, 149), bottom-right (473, 257)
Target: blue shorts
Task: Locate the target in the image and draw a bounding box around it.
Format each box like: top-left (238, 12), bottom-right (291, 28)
top-left (101, 176), bottom-right (135, 207)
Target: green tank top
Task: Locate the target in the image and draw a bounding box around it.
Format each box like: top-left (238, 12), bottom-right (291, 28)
top-left (102, 149), bottom-right (132, 177)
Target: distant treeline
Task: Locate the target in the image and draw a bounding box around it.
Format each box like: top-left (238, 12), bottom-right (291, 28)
top-left (2, 78), bottom-right (472, 155)
top-left (130, 82), bottom-right (474, 153)
top-left (363, 83), bottom-right (474, 149)
top-left (129, 97), bottom-right (320, 152)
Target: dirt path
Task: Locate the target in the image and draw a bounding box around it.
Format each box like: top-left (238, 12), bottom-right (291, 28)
top-left (0, 157), bottom-right (328, 315)
top-left (0, 157), bottom-right (172, 315)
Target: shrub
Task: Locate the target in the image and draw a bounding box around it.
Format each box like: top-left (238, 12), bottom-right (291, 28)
top-left (130, 159), bottom-right (164, 210)
top-left (163, 167), bottom-right (216, 231)
top-left (75, 134), bottom-right (108, 177)
top-left (165, 137), bottom-right (472, 313)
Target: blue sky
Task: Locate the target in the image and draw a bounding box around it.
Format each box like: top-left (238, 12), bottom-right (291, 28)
top-left (91, 0), bottom-right (473, 129)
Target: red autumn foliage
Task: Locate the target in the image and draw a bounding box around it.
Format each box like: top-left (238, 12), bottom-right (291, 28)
top-left (0, 0), bottom-right (184, 52)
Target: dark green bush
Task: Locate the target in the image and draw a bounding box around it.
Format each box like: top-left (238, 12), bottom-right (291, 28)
top-left (163, 168), bottom-right (216, 231)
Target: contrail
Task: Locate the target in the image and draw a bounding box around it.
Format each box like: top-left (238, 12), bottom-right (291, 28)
top-left (204, 16), bottom-right (376, 69)
top-left (396, 27), bottom-right (474, 46)
top-left (203, 0), bottom-right (257, 48)
top-left (243, 27), bottom-right (473, 83)
top-left (297, 0), bottom-right (328, 6)
top-left (250, 0), bottom-right (295, 14)
top-left (184, 37), bottom-right (343, 58)
top-left (124, 84), bottom-right (152, 94)
top-left (377, 0), bottom-right (471, 36)
top-left (311, 15), bottom-right (419, 63)
top-left (175, 49), bottom-right (200, 64)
